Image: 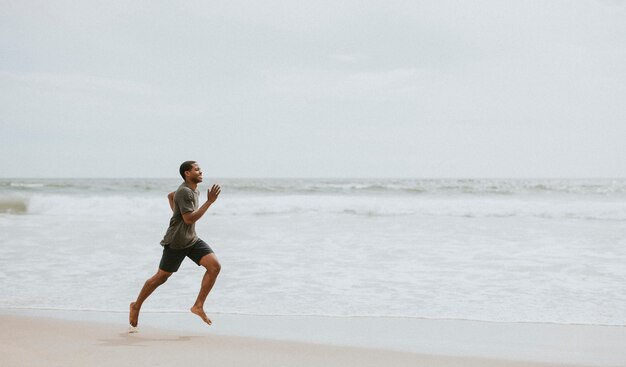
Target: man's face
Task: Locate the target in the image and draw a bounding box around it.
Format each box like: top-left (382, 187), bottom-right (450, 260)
top-left (186, 164), bottom-right (203, 183)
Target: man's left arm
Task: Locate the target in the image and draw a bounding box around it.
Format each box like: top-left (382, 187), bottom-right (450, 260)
top-left (181, 184), bottom-right (221, 225)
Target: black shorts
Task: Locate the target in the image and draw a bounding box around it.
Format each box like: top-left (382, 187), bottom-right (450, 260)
top-left (159, 239), bottom-right (214, 273)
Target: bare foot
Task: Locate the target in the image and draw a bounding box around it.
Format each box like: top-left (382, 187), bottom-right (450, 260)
top-left (190, 305), bottom-right (212, 325)
top-left (129, 302), bottom-right (139, 327)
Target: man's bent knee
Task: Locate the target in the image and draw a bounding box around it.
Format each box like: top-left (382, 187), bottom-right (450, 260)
top-left (212, 261), bottom-right (221, 275)
top-left (199, 254), bottom-right (221, 275)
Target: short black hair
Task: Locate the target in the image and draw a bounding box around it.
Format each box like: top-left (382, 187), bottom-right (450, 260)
top-left (179, 161), bottom-right (197, 180)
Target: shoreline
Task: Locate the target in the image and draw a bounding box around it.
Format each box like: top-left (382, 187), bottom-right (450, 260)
top-left (2, 308), bottom-right (625, 366)
top-left (4, 306), bottom-right (625, 328)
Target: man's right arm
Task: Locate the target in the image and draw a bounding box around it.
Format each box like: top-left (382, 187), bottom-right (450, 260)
top-left (168, 192), bottom-right (175, 212)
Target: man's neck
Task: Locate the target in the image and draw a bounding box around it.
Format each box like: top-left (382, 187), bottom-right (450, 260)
top-left (184, 180), bottom-right (198, 190)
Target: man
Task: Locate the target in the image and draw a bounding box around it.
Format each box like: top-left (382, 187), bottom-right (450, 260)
top-left (129, 161), bottom-right (221, 329)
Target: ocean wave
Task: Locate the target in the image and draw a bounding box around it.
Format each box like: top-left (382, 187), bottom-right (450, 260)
top-left (246, 178), bottom-right (626, 196)
top-left (0, 178), bottom-right (180, 194)
top-left (3, 192), bottom-right (625, 222)
top-left (9, 182), bottom-right (45, 189)
top-left (3, 178), bottom-right (626, 197)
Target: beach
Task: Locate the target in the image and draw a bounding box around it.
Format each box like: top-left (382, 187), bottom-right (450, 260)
top-left (1, 178), bottom-right (626, 366)
top-left (2, 309), bottom-right (626, 367)
top-left (4, 0), bottom-right (626, 364)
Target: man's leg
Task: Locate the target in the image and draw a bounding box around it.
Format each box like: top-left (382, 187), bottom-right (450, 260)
top-left (129, 269), bottom-right (172, 327)
top-left (190, 253), bottom-right (221, 325)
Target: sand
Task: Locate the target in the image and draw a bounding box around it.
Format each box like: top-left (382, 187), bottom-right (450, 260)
top-left (1, 311), bottom-right (625, 367)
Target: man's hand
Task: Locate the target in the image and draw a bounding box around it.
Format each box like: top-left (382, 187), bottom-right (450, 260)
top-left (207, 184), bottom-right (221, 204)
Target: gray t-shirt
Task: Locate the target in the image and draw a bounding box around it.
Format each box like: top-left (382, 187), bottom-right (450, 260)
top-left (160, 183), bottom-right (199, 249)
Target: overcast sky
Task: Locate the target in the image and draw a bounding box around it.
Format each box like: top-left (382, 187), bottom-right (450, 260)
top-left (1, 0), bottom-right (625, 178)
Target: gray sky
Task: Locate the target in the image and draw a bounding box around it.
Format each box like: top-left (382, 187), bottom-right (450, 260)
top-left (1, 0), bottom-right (625, 178)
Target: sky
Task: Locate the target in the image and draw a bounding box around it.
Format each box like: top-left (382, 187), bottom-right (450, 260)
top-left (1, 0), bottom-right (625, 178)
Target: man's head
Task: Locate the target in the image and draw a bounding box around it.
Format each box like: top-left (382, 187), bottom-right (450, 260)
top-left (179, 160), bottom-right (203, 183)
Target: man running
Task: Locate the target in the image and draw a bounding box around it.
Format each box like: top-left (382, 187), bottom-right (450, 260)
top-left (129, 161), bottom-right (221, 329)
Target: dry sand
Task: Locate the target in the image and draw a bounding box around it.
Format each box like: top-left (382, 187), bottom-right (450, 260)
top-left (1, 313), bottom-right (619, 367)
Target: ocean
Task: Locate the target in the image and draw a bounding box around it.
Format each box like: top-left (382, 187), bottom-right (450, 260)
top-left (1, 178), bottom-right (625, 326)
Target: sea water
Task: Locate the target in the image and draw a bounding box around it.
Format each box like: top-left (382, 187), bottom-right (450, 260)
top-left (1, 178), bottom-right (625, 326)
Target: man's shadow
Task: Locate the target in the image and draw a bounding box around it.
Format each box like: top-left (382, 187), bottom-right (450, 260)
top-left (98, 332), bottom-right (205, 347)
